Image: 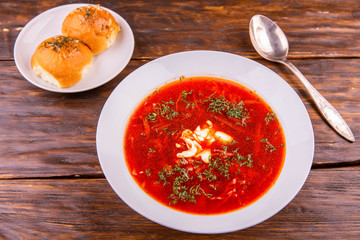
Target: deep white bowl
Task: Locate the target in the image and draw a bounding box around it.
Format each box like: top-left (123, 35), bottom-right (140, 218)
top-left (96, 50), bottom-right (314, 233)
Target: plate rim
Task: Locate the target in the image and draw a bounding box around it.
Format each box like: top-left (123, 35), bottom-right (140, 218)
top-left (96, 50), bottom-right (315, 233)
top-left (14, 3), bottom-right (135, 93)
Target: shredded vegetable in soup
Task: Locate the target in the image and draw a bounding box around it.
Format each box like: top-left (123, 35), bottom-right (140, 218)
top-left (124, 76), bottom-right (286, 215)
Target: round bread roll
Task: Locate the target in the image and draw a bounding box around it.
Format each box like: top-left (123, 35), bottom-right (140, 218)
top-left (62, 5), bottom-right (121, 55)
top-left (31, 35), bottom-right (93, 88)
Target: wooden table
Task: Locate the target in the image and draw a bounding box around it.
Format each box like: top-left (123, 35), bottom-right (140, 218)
top-left (1, 0), bottom-right (359, 239)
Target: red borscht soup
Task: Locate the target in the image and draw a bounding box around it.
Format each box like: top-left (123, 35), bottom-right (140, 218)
top-left (124, 77), bottom-right (286, 215)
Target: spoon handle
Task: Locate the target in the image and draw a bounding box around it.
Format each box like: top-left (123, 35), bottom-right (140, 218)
top-left (282, 59), bottom-right (355, 142)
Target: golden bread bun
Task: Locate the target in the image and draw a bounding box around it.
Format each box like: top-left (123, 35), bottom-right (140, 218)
top-left (62, 5), bottom-right (121, 55)
top-left (31, 35), bottom-right (93, 88)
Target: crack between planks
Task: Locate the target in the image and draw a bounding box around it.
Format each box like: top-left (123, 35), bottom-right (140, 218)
top-left (311, 160), bottom-right (360, 169)
top-left (2, 56), bottom-right (360, 62)
top-left (0, 173), bottom-right (105, 181)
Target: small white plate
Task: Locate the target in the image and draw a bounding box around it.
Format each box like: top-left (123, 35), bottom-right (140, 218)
top-left (14, 3), bottom-right (135, 93)
top-left (96, 50), bottom-right (314, 234)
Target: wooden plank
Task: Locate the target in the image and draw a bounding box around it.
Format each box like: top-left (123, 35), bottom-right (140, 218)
top-left (272, 59), bottom-right (360, 165)
top-left (1, 58), bottom-right (359, 178)
top-left (1, 0), bottom-right (360, 60)
top-left (0, 167), bottom-right (358, 239)
top-left (0, 60), bottom-right (145, 179)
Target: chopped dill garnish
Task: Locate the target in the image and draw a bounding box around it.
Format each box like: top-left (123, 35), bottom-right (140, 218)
top-left (158, 167), bottom-right (172, 186)
top-left (148, 148), bottom-right (156, 154)
top-left (260, 138), bottom-right (277, 152)
top-left (157, 164), bottom-right (214, 205)
top-left (145, 100), bottom-right (179, 122)
top-left (209, 184), bottom-right (217, 190)
top-left (265, 112), bottom-right (276, 125)
top-left (178, 157), bottom-right (187, 165)
top-left (181, 90), bottom-right (194, 99)
top-left (163, 128), bottom-right (178, 135)
top-left (145, 112), bottom-right (157, 122)
top-left (203, 169), bottom-right (217, 181)
top-left (205, 95), bottom-right (249, 125)
top-left (85, 9), bottom-right (92, 18)
top-left (42, 36), bottom-right (79, 52)
top-left (181, 90), bottom-right (195, 109)
top-left (155, 100), bottom-right (179, 120)
top-left (239, 153), bottom-right (253, 168)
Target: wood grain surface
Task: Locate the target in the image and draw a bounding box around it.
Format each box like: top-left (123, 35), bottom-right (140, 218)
top-left (1, 0), bottom-right (360, 60)
top-left (0, 0), bottom-right (359, 239)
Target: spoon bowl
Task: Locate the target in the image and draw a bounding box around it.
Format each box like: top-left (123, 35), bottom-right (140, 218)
top-left (249, 15), bottom-right (289, 62)
top-left (249, 15), bottom-right (355, 142)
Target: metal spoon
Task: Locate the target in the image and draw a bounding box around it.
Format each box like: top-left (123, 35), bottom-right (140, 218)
top-left (249, 14), bottom-right (355, 142)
